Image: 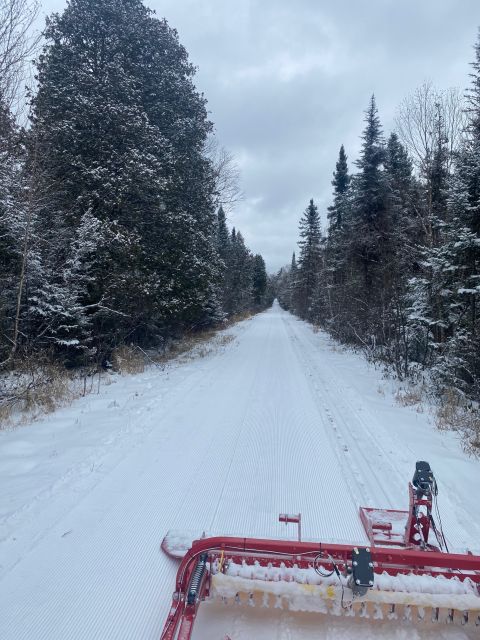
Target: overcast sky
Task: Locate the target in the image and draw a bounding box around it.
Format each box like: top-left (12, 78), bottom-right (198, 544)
top-left (40, 0), bottom-right (480, 272)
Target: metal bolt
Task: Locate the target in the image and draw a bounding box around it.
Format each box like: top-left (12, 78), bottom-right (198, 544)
top-left (353, 561), bottom-right (358, 566)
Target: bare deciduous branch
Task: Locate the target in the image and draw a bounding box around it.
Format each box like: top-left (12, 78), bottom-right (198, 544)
top-left (205, 135), bottom-right (244, 212)
top-left (0, 0), bottom-right (41, 113)
top-left (394, 81), bottom-right (466, 176)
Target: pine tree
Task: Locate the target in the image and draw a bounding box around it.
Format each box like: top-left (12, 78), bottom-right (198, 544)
top-left (291, 252), bottom-right (297, 271)
top-left (275, 253), bottom-right (298, 311)
top-left (324, 145), bottom-right (351, 333)
top-left (432, 171), bottom-right (480, 401)
top-left (382, 133), bottom-right (418, 374)
top-left (327, 144), bottom-right (350, 234)
top-left (215, 205), bottom-right (231, 314)
top-left (463, 29), bottom-right (480, 236)
top-left (353, 95), bottom-right (387, 289)
top-left (343, 96), bottom-right (388, 342)
top-left (467, 27), bottom-right (480, 142)
top-left (288, 252), bottom-right (298, 311)
top-left (252, 254), bottom-right (267, 307)
top-left (224, 229), bottom-right (253, 315)
top-left (0, 94), bottom-right (22, 362)
top-left (216, 206), bottom-right (230, 262)
top-left (295, 199), bottom-right (322, 320)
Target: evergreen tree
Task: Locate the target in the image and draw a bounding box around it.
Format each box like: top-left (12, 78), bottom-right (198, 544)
top-left (352, 95), bottom-right (387, 294)
top-left (296, 199), bottom-right (322, 320)
top-left (467, 27), bottom-right (480, 142)
top-left (0, 94), bottom-right (22, 362)
top-left (276, 253), bottom-right (298, 311)
top-left (216, 206), bottom-right (230, 262)
top-left (463, 29), bottom-right (480, 236)
top-left (324, 145), bottom-right (351, 333)
top-left (29, 0), bottom-right (220, 358)
top-left (288, 252), bottom-right (298, 311)
top-left (252, 254), bottom-right (267, 307)
top-left (215, 205), bottom-right (231, 314)
top-left (407, 103), bottom-right (453, 352)
top-left (431, 171), bottom-right (480, 401)
top-left (338, 95), bottom-right (388, 343)
top-left (327, 144), bottom-right (350, 234)
top-left (224, 228), bottom-right (253, 315)
top-left (382, 133), bottom-right (418, 374)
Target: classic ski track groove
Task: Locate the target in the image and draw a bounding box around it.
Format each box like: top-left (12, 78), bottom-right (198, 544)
top-left (0, 305), bottom-right (477, 640)
top-left (284, 315), bottom-right (399, 509)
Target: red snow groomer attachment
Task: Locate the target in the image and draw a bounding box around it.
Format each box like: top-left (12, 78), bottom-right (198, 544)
top-left (160, 462), bottom-right (480, 639)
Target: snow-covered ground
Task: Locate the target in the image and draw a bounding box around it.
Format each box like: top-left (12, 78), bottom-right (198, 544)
top-left (0, 302), bottom-right (479, 639)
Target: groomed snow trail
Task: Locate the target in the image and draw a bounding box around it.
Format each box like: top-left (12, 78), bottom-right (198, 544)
top-left (1, 303), bottom-right (479, 640)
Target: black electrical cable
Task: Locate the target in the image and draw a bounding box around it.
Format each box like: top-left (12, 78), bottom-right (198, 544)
top-left (429, 513), bottom-right (445, 551)
top-left (313, 552), bottom-right (351, 610)
top-left (430, 477), bottom-right (446, 550)
top-left (313, 552), bottom-right (337, 578)
top-left (433, 489), bottom-right (449, 552)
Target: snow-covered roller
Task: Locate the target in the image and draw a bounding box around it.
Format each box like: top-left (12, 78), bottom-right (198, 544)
top-left (160, 462), bottom-right (480, 639)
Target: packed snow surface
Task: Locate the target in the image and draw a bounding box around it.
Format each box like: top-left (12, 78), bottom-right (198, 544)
top-left (0, 303), bottom-right (479, 639)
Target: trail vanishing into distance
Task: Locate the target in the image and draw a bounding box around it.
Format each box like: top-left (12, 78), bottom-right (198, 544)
top-left (1, 303), bottom-right (479, 639)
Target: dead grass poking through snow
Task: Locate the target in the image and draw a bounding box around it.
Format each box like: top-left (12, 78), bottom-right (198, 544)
top-left (111, 345), bottom-right (145, 374)
top-left (394, 384), bottom-right (425, 411)
top-left (1, 363), bottom-right (79, 429)
top-left (156, 329), bottom-right (235, 366)
top-left (151, 311), bottom-right (251, 367)
top-left (0, 310), bottom-right (251, 430)
top-left (435, 389), bottom-right (480, 456)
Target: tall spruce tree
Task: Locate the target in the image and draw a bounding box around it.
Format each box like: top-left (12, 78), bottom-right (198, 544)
top-left (346, 96), bottom-right (388, 341)
top-left (324, 145), bottom-right (351, 333)
top-left (216, 206), bottom-right (230, 262)
top-left (296, 198), bottom-right (322, 320)
top-left (223, 228), bottom-right (253, 315)
top-left (252, 254), bottom-right (267, 307)
top-left (215, 205), bottom-right (230, 314)
top-left (288, 252), bottom-right (298, 311)
top-left (382, 132), bottom-right (418, 374)
top-left (327, 144), bottom-right (350, 234)
top-left (353, 95), bottom-right (387, 289)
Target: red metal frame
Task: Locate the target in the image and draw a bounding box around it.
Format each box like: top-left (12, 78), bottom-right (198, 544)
top-left (360, 482), bottom-right (439, 549)
top-left (160, 470), bottom-right (479, 639)
top-left (278, 512), bottom-right (302, 541)
top-left (160, 535), bottom-right (480, 640)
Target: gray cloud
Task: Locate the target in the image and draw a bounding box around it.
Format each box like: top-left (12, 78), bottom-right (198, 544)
top-left (40, 0), bottom-right (480, 271)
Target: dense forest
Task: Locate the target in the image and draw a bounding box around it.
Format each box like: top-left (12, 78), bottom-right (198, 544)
top-left (277, 33), bottom-right (480, 451)
top-left (2, 0), bottom-right (478, 452)
top-left (0, 0), bottom-right (271, 376)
